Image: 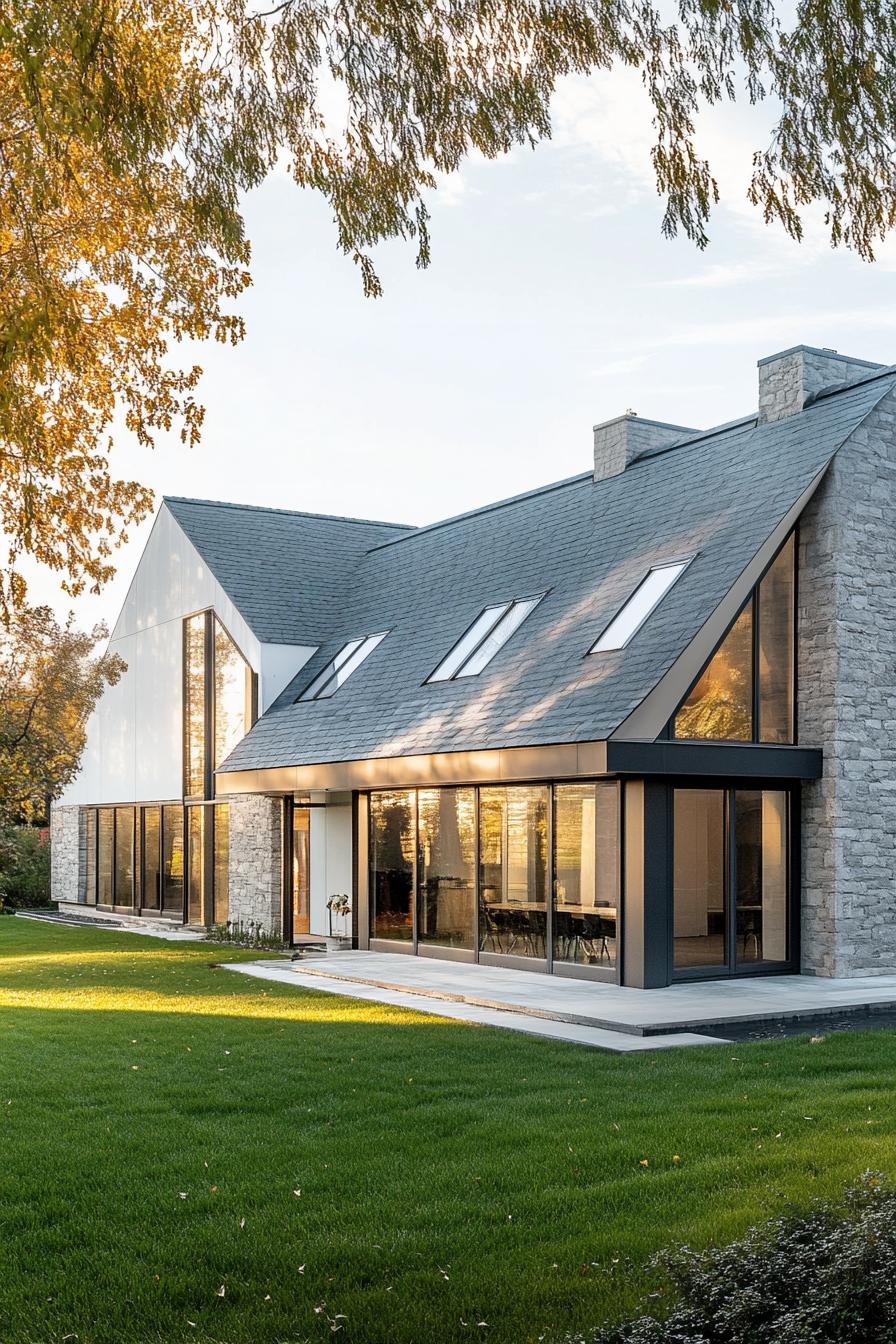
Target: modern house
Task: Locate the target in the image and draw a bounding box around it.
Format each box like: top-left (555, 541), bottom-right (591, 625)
top-left (51, 344), bottom-right (896, 987)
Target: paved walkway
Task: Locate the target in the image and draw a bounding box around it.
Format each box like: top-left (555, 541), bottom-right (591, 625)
top-left (220, 950), bottom-right (896, 1052)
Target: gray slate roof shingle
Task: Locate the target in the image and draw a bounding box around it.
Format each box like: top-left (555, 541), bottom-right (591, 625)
top-left (164, 497), bottom-right (412, 645)
top-left (210, 370), bottom-right (896, 772)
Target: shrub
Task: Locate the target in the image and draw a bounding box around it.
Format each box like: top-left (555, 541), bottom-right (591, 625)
top-left (0, 825), bottom-right (51, 909)
top-left (580, 1173), bottom-right (896, 1344)
top-left (206, 919), bottom-right (283, 951)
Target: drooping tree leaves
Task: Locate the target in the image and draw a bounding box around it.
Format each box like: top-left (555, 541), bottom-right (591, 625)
top-left (3, 1), bottom-right (896, 612)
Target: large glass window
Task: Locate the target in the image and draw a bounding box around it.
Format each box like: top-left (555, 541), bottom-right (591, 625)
top-left (114, 807), bottom-right (135, 908)
top-left (184, 614), bottom-right (207, 797)
top-left (213, 804), bottom-right (229, 924)
top-left (417, 788), bottom-right (476, 950)
top-left (370, 791), bottom-right (415, 942)
top-left (479, 786), bottom-right (548, 959)
top-left (162, 805), bottom-right (184, 915)
top-left (97, 809), bottom-right (114, 905)
top-left (674, 604), bottom-right (753, 741)
top-left (214, 621), bottom-right (252, 769)
top-left (758, 535), bottom-right (795, 743)
top-left (673, 534), bottom-right (796, 743)
top-left (187, 807), bottom-right (205, 925)
top-left (553, 784), bottom-right (619, 967)
top-left (143, 807), bottom-right (161, 910)
top-left (84, 809), bottom-right (96, 905)
top-left (673, 789), bottom-right (727, 970)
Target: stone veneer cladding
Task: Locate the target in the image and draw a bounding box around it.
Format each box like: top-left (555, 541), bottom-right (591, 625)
top-left (226, 794), bottom-right (283, 935)
top-left (799, 384), bottom-right (896, 975)
top-left (50, 803), bottom-right (84, 905)
top-left (758, 347), bottom-right (883, 424)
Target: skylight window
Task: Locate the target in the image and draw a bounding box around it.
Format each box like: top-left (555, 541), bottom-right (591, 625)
top-left (429, 595), bottom-right (544, 682)
top-left (590, 561), bottom-right (690, 653)
top-left (298, 632), bottom-right (388, 701)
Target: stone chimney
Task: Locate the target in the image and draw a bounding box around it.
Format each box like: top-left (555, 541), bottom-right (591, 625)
top-left (757, 345), bottom-right (884, 424)
top-left (593, 413), bottom-right (697, 483)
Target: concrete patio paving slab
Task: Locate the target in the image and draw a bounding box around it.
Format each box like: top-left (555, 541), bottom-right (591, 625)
top-left (221, 961), bottom-right (730, 1052)
top-left (234, 951), bottom-right (896, 1036)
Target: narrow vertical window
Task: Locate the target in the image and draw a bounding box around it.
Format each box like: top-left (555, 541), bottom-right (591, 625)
top-left (84, 809), bottom-right (96, 905)
top-left (369, 791), bottom-right (415, 942)
top-left (214, 620), bottom-right (253, 768)
top-left (162, 805), bottom-right (184, 916)
top-left (143, 807), bottom-right (161, 911)
top-left (184, 614), bottom-right (207, 797)
top-left (417, 788), bottom-right (476, 950)
top-left (213, 804), bottom-right (229, 924)
top-left (187, 807), bottom-right (205, 925)
top-left (97, 809), bottom-right (114, 905)
top-left (758, 535), bottom-right (795, 744)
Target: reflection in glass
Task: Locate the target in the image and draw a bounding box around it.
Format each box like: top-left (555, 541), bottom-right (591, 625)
top-left (292, 807), bottom-right (311, 937)
top-left (113, 808), bottom-right (134, 906)
top-left (188, 807), bottom-right (205, 925)
top-left (673, 789), bottom-right (727, 969)
top-left (758, 536), bottom-right (795, 744)
top-left (417, 788), bottom-right (475, 949)
top-left (214, 620), bottom-right (252, 768)
top-left (735, 790), bottom-right (788, 965)
top-left (674, 604), bottom-right (753, 741)
top-left (84, 809), bottom-right (96, 904)
top-left (370, 791), bottom-right (415, 941)
top-left (143, 807), bottom-right (161, 910)
top-left (98, 809), bottom-right (114, 905)
top-left (185, 614), bottom-right (207, 797)
top-left (591, 561), bottom-right (688, 652)
top-left (162, 805), bottom-right (184, 916)
top-left (214, 804), bottom-right (229, 924)
top-left (479, 786), bottom-right (548, 958)
top-left (553, 784), bottom-right (619, 967)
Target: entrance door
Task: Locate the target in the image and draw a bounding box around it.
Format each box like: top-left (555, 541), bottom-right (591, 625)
top-left (291, 807), bottom-right (311, 940)
top-left (673, 787), bottom-right (790, 976)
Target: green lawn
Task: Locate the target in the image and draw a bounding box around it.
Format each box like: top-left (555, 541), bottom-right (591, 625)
top-left (1, 921), bottom-right (896, 1344)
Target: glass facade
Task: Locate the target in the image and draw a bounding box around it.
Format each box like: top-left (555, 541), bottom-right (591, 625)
top-left (187, 806), bottom-right (205, 925)
top-left (214, 804), bottom-right (229, 924)
top-left (370, 791), bottom-right (415, 941)
top-left (143, 807), bottom-right (161, 909)
top-left (479, 786), bottom-right (548, 958)
top-left (553, 783), bottom-right (620, 968)
top-left (97, 809), bottom-right (114, 905)
top-left (184, 613), bottom-right (207, 797)
top-left (674, 604), bottom-right (753, 741)
top-left (114, 807), bottom-right (135, 907)
top-left (674, 533), bottom-right (796, 744)
top-left (291, 806), bottom-right (311, 938)
top-left (162, 805), bottom-right (185, 914)
top-left (417, 788), bottom-right (476, 949)
top-left (369, 783), bottom-right (622, 974)
top-left (758, 535), bottom-right (795, 743)
top-left (673, 787), bottom-right (789, 974)
top-left (214, 621), bottom-right (252, 770)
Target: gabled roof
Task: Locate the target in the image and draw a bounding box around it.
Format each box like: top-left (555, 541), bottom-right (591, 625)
top-left (163, 497), bottom-right (412, 645)
top-left (217, 369), bottom-right (896, 773)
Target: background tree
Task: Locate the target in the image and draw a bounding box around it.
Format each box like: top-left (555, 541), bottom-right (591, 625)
top-left (3, 0), bottom-right (896, 612)
top-left (0, 606), bottom-right (123, 825)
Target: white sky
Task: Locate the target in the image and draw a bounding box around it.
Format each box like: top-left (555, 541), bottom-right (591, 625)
top-left (25, 65), bottom-right (896, 630)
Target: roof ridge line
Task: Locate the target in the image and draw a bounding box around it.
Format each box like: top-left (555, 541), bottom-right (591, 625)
top-left (163, 495), bottom-right (414, 530)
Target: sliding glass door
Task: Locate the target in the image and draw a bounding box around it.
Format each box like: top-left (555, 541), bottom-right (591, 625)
top-left (673, 787), bottom-right (790, 976)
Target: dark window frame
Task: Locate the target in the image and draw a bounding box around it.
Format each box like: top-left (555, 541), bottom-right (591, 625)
top-left (297, 631), bottom-right (390, 703)
top-left (183, 608), bottom-right (257, 801)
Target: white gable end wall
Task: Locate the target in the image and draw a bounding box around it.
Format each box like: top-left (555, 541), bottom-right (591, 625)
top-left (58, 505), bottom-right (314, 807)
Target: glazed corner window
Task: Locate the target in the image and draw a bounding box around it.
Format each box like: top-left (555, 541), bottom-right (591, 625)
top-left (428, 595), bottom-right (544, 682)
top-left (184, 612), bottom-right (254, 799)
top-left (674, 533), bottom-right (795, 743)
top-left (590, 560), bottom-right (689, 653)
top-left (298, 632), bottom-right (388, 701)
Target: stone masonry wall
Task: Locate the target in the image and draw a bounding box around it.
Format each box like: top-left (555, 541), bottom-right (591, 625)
top-left (758, 348), bottom-right (882, 424)
top-left (227, 794), bottom-right (283, 936)
top-left (799, 386), bottom-right (896, 975)
top-left (50, 803), bottom-right (84, 905)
